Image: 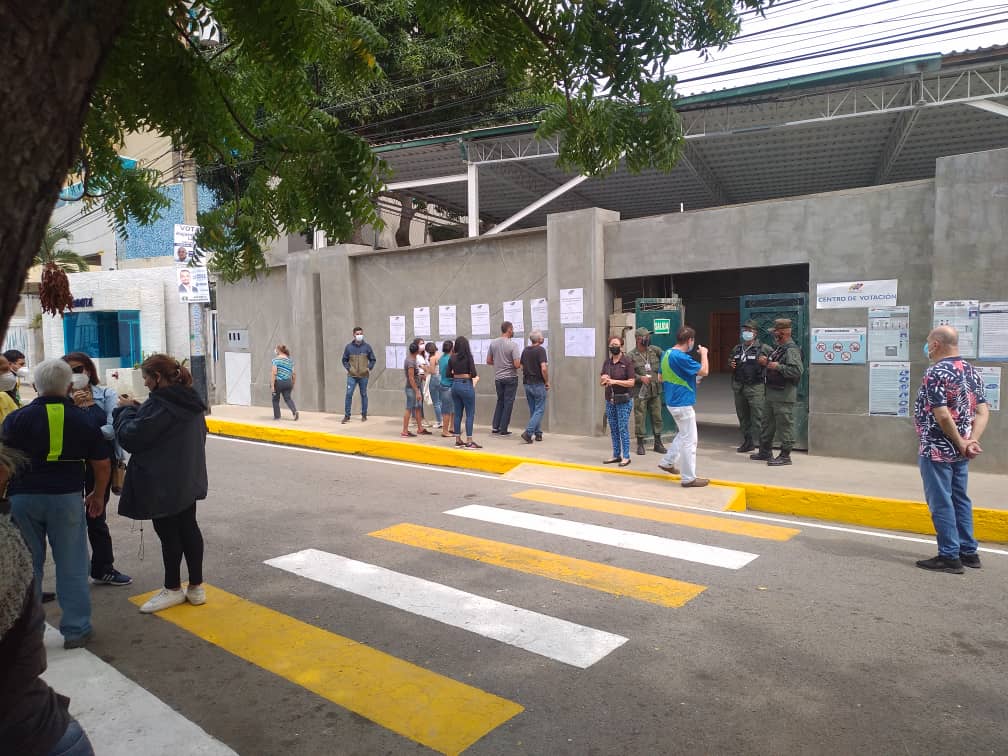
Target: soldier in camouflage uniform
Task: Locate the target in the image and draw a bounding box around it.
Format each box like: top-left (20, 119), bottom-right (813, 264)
top-left (729, 320), bottom-right (771, 453)
top-left (629, 327), bottom-right (667, 457)
top-left (750, 318), bottom-right (804, 466)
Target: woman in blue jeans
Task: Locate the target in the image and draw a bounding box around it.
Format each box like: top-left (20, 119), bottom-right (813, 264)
top-left (600, 335), bottom-right (636, 467)
top-left (448, 337), bottom-right (481, 448)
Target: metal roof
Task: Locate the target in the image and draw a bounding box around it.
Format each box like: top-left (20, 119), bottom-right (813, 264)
top-left (373, 49), bottom-right (1008, 232)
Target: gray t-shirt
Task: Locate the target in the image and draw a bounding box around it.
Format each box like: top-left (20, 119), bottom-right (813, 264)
top-left (488, 337), bottom-right (521, 380)
top-left (403, 357), bottom-right (418, 390)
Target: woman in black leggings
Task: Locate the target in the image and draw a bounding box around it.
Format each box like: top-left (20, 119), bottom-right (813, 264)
top-left (113, 354), bottom-right (209, 614)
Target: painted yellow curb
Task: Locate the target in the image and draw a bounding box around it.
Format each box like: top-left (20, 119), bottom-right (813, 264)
top-left (206, 419), bottom-right (1008, 543)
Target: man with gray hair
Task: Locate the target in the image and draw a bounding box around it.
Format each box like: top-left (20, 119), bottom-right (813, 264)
top-left (914, 325), bottom-right (989, 574)
top-left (519, 330), bottom-right (549, 443)
top-left (2, 359), bottom-right (111, 649)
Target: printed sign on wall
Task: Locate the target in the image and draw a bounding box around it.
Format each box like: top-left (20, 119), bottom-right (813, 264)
top-left (816, 279), bottom-right (897, 309)
top-left (812, 328), bottom-right (866, 364)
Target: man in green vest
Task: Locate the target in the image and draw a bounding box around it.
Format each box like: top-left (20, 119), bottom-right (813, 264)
top-left (750, 318), bottom-right (804, 466)
top-left (729, 320), bottom-right (771, 453)
top-left (629, 327), bottom-right (667, 456)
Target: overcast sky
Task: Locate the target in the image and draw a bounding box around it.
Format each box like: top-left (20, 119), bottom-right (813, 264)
top-left (669, 0), bottom-right (1008, 96)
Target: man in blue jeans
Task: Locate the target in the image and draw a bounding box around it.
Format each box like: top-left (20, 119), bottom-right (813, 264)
top-left (913, 325), bottom-right (989, 574)
top-left (342, 326), bottom-right (376, 423)
top-left (519, 330), bottom-right (549, 443)
top-left (2, 359), bottom-right (111, 649)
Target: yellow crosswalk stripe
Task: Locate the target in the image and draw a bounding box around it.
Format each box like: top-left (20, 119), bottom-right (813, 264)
top-left (512, 489), bottom-right (800, 542)
top-left (369, 523), bottom-right (706, 608)
top-left (129, 585), bottom-right (522, 755)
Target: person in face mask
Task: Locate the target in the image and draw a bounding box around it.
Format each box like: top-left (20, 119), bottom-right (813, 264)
top-left (4, 349), bottom-right (26, 406)
top-left (728, 320), bottom-right (772, 453)
top-left (751, 318), bottom-right (804, 466)
top-left (0, 356), bottom-right (19, 421)
top-left (600, 336), bottom-right (636, 467)
top-left (341, 327), bottom-right (376, 424)
top-left (63, 353), bottom-right (132, 588)
top-left (629, 327), bottom-right (667, 457)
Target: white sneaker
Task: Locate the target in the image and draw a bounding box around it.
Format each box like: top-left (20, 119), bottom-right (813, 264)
top-left (433, 422), bottom-right (442, 429)
top-left (186, 584), bottom-right (206, 605)
top-left (139, 588), bottom-right (186, 614)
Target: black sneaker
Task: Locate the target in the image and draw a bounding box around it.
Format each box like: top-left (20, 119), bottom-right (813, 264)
top-left (91, 569), bottom-right (133, 586)
top-left (64, 630), bottom-right (93, 650)
top-left (341, 416), bottom-right (350, 424)
top-left (915, 555), bottom-right (965, 574)
top-left (361, 414), bottom-right (367, 422)
top-left (521, 431), bottom-right (533, 444)
top-left (534, 433), bottom-right (542, 442)
top-left (960, 553), bottom-right (982, 569)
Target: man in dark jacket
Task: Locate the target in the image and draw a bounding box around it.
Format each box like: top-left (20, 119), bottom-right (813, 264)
top-left (0, 516), bottom-right (95, 755)
top-left (3, 359), bottom-right (110, 649)
top-left (342, 326), bottom-right (376, 424)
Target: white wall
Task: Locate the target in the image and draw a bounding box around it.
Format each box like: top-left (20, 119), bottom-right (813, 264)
top-left (41, 268), bottom-right (190, 363)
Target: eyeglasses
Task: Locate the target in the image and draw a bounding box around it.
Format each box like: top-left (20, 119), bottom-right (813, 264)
top-left (70, 365), bottom-right (86, 374)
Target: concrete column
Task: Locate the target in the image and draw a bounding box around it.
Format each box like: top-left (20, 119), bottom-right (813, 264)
top-left (545, 207), bottom-right (620, 436)
top-left (317, 245), bottom-right (368, 413)
top-left (286, 251), bottom-right (325, 411)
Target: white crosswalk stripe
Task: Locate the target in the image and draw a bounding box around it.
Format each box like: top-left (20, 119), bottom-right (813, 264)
top-left (265, 548), bottom-right (629, 668)
top-left (444, 504), bottom-right (760, 569)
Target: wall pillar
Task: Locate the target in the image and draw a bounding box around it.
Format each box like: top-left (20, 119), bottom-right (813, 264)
top-left (286, 251), bottom-right (325, 411)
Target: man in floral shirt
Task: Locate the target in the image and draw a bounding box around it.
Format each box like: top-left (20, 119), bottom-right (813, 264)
top-left (913, 326), bottom-right (989, 574)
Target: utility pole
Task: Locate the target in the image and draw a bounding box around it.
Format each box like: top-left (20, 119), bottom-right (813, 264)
top-left (181, 154), bottom-right (210, 408)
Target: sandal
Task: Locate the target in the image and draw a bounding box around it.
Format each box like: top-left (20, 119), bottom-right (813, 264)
top-left (418, 429), bottom-right (432, 435)
top-left (401, 431), bottom-right (416, 438)
top-left (455, 438), bottom-right (465, 446)
top-left (603, 457), bottom-right (620, 464)
top-left (465, 441), bottom-right (483, 449)
top-left (619, 458), bottom-right (631, 467)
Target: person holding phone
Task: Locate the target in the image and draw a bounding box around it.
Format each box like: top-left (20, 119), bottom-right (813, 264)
top-left (658, 326), bottom-right (710, 487)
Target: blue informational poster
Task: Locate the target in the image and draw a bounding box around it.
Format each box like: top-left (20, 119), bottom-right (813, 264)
top-left (811, 327), bottom-right (867, 365)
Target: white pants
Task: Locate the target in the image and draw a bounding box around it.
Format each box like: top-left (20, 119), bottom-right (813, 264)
top-left (662, 406), bottom-right (698, 482)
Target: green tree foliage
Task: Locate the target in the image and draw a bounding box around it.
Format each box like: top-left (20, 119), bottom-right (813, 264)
top-left (34, 225), bottom-right (90, 273)
top-left (20, 0), bottom-right (769, 293)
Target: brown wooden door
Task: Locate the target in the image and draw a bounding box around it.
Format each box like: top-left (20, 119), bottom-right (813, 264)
top-left (709, 312), bottom-right (740, 373)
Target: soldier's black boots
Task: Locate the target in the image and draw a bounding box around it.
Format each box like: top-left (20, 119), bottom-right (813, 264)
top-left (636, 440), bottom-right (646, 456)
top-left (768, 450), bottom-right (792, 466)
top-left (653, 437), bottom-right (667, 454)
top-left (750, 446), bottom-right (772, 461)
top-left (736, 437), bottom-right (755, 453)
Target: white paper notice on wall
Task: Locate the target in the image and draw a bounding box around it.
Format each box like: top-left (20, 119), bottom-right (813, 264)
top-left (531, 298), bottom-right (549, 332)
top-left (564, 327), bottom-right (596, 357)
top-left (978, 302), bottom-right (1008, 360)
top-left (471, 304), bottom-right (491, 336)
top-left (394, 345), bottom-right (408, 368)
top-left (816, 279), bottom-right (897, 309)
top-left (868, 362), bottom-right (911, 417)
top-left (389, 315), bottom-right (406, 345)
top-left (470, 339), bottom-right (489, 365)
top-left (560, 288), bottom-right (584, 325)
top-left (438, 305), bottom-right (457, 337)
top-left (384, 345), bottom-right (396, 370)
top-left (976, 367), bottom-right (1001, 411)
top-left (933, 300), bottom-right (979, 358)
top-left (868, 306), bottom-right (910, 361)
top-left (413, 307), bottom-right (431, 337)
top-left (503, 300), bottom-right (525, 334)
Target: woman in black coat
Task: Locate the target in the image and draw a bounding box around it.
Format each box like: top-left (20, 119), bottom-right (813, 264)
top-left (114, 354), bottom-right (208, 614)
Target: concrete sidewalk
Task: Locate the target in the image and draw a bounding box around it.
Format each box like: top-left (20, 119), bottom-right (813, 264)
top-left (209, 403), bottom-right (1007, 511)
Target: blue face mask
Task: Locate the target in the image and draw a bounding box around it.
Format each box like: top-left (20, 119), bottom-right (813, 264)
top-left (923, 342), bottom-right (930, 359)
top-left (742, 331), bottom-right (755, 342)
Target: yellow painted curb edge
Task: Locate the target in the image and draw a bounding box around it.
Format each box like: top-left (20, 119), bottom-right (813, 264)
top-left (207, 419), bottom-right (1008, 543)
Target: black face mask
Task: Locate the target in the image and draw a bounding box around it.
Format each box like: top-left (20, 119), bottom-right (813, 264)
top-left (609, 346), bottom-right (622, 355)
top-left (641, 338), bottom-right (650, 347)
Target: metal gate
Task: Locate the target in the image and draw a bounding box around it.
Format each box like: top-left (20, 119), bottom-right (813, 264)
top-left (634, 298), bottom-right (684, 437)
top-left (738, 292), bottom-right (810, 450)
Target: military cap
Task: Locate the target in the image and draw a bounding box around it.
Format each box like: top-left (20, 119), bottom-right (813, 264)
top-left (742, 320), bottom-right (760, 332)
top-left (635, 327), bottom-right (652, 338)
top-left (772, 318), bottom-right (793, 330)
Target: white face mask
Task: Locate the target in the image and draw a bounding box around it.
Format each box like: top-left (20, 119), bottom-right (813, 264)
top-left (16, 367), bottom-right (30, 379)
top-left (70, 373), bottom-right (90, 391)
top-left (354, 334), bottom-right (364, 342)
top-left (0, 372), bottom-right (16, 392)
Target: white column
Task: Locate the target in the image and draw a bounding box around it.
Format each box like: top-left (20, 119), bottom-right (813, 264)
top-left (467, 162), bottom-right (480, 237)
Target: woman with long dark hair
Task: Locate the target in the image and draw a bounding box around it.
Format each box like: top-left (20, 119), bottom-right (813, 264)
top-left (448, 336), bottom-right (481, 449)
top-left (114, 355), bottom-right (208, 613)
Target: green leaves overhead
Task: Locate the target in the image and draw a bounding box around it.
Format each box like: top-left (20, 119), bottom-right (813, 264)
top-left (77, 0), bottom-right (767, 282)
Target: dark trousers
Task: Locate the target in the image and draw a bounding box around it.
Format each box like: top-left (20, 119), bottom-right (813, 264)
top-left (492, 377), bottom-right (518, 432)
top-left (272, 378), bottom-right (297, 419)
top-left (85, 458), bottom-right (114, 578)
top-left (152, 503), bottom-right (204, 590)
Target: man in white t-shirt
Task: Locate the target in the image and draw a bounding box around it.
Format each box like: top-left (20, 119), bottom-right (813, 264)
top-left (486, 321), bottom-right (522, 436)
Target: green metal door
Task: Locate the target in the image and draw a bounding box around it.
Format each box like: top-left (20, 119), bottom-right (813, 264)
top-left (634, 298), bottom-right (684, 437)
top-left (738, 292), bottom-right (810, 450)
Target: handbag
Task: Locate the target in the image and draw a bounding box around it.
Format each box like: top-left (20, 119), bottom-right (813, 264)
top-left (111, 460), bottom-right (127, 495)
top-left (611, 393), bottom-right (631, 405)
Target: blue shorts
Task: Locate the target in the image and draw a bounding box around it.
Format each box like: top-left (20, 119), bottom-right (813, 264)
top-left (405, 387), bottom-right (420, 410)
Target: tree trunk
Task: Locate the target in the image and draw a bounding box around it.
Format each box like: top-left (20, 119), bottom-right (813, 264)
top-left (0, 2), bottom-right (126, 340)
top-left (394, 192), bottom-right (417, 247)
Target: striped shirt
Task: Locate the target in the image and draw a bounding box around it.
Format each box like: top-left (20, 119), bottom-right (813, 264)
top-left (273, 356), bottom-right (294, 381)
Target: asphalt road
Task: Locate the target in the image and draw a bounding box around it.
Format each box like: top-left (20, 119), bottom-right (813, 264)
top-left (59, 436), bottom-right (1008, 755)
